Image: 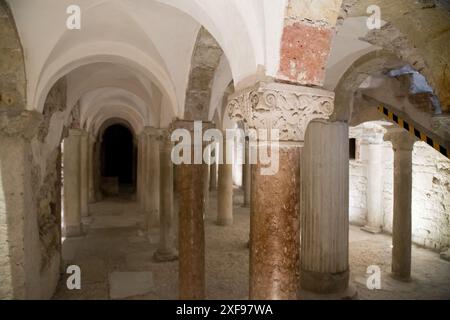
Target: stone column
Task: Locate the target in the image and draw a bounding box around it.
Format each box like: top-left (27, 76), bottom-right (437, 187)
top-left (217, 137), bottom-right (233, 226)
top-left (142, 127), bottom-right (160, 229)
top-left (88, 136), bottom-right (96, 203)
top-left (154, 130), bottom-right (178, 262)
top-left (361, 130), bottom-right (385, 234)
top-left (384, 128), bottom-right (416, 282)
top-left (203, 149), bottom-right (211, 216)
top-left (300, 120), bottom-right (350, 295)
top-left (227, 82), bottom-right (335, 300)
top-left (80, 131), bottom-right (89, 217)
top-left (136, 133), bottom-right (144, 205)
top-left (173, 120), bottom-right (213, 300)
top-left (0, 111), bottom-right (42, 299)
top-left (63, 129), bottom-right (83, 237)
top-left (210, 149), bottom-right (217, 190)
top-left (242, 137), bottom-right (251, 207)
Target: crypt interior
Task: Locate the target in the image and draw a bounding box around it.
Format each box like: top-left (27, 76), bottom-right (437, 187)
top-left (0, 0), bottom-right (450, 300)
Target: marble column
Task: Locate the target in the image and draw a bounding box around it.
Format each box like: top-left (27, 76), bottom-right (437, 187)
top-left (174, 120), bottom-right (213, 300)
top-left (142, 127), bottom-right (160, 230)
top-left (227, 82), bottom-right (335, 300)
top-left (154, 130), bottom-right (178, 262)
top-left (384, 128), bottom-right (416, 282)
top-left (361, 132), bottom-right (385, 234)
top-left (63, 129), bottom-right (83, 237)
top-left (300, 120), bottom-right (350, 294)
top-left (80, 131), bottom-right (89, 217)
top-left (217, 138), bottom-right (233, 226)
top-left (242, 137), bottom-right (251, 207)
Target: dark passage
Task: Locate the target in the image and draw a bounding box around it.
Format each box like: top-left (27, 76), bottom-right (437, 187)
top-left (101, 124), bottom-right (136, 195)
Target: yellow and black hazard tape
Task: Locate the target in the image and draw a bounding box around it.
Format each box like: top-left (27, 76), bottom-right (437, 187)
top-left (377, 105), bottom-right (449, 159)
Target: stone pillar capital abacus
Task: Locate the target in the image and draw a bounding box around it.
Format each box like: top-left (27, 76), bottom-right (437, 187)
top-left (142, 126), bottom-right (161, 137)
top-left (226, 81), bottom-right (335, 142)
top-left (384, 128), bottom-right (417, 151)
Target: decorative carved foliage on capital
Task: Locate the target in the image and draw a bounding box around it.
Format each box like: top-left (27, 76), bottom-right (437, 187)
top-left (226, 82), bottom-right (335, 141)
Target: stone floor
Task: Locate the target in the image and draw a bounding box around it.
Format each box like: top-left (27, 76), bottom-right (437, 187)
top-left (53, 189), bottom-right (450, 300)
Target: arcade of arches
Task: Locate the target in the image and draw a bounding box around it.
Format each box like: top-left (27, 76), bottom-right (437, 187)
top-left (1, 0), bottom-right (450, 300)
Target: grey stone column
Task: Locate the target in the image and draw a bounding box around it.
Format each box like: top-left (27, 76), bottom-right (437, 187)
top-left (88, 136), bottom-right (96, 203)
top-left (384, 128), bottom-right (416, 282)
top-left (210, 150), bottom-right (217, 191)
top-left (63, 129), bottom-right (83, 237)
top-left (203, 149), bottom-right (211, 216)
top-left (154, 130), bottom-right (178, 262)
top-left (217, 137), bottom-right (233, 226)
top-left (80, 131), bottom-right (89, 217)
top-left (136, 133), bottom-right (144, 205)
top-left (300, 120), bottom-right (350, 295)
top-left (227, 82), bottom-right (335, 300)
top-left (142, 127), bottom-right (160, 230)
top-left (0, 111), bottom-right (42, 299)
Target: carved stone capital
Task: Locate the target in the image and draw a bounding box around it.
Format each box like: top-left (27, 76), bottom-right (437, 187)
top-left (383, 128), bottom-right (417, 151)
top-left (226, 81), bottom-right (334, 141)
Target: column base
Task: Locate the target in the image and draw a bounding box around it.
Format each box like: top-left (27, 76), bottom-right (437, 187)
top-left (153, 249), bottom-right (178, 262)
top-left (300, 268), bottom-right (350, 294)
top-left (390, 272), bottom-right (412, 283)
top-left (298, 285), bottom-right (358, 300)
top-left (361, 225), bottom-right (382, 234)
top-left (64, 225), bottom-right (83, 238)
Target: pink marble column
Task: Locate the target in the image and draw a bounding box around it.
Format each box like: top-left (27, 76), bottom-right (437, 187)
top-left (172, 120), bottom-right (213, 299)
top-left (227, 82), bottom-right (335, 300)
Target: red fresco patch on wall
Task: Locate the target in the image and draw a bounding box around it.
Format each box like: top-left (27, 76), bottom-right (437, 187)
top-left (278, 22), bottom-right (333, 86)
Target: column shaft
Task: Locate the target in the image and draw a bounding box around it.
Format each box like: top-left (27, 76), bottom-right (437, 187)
top-left (174, 120), bottom-right (212, 299)
top-left (80, 132), bottom-right (89, 217)
top-left (300, 120), bottom-right (349, 294)
top-left (362, 141), bottom-right (384, 233)
top-left (88, 137), bottom-right (95, 203)
top-left (63, 129), bottom-right (82, 237)
top-left (384, 129), bottom-right (415, 281)
top-left (210, 161), bottom-right (217, 190)
top-left (144, 130), bottom-right (160, 229)
top-left (217, 139), bottom-right (233, 226)
top-left (242, 138), bottom-right (251, 207)
top-left (154, 132), bottom-right (178, 262)
top-left (250, 142), bottom-right (300, 299)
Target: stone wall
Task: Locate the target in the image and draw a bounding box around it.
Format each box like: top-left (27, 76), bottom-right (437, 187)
top-left (349, 122), bottom-right (450, 251)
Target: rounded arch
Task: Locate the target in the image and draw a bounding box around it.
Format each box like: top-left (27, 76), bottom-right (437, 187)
top-left (33, 42), bottom-right (178, 118)
top-left (96, 117), bottom-right (137, 141)
top-left (86, 105), bottom-right (146, 138)
top-left (332, 50), bottom-right (403, 122)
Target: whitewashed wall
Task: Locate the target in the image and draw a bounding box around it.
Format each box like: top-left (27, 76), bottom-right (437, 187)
top-left (349, 123), bottom-right (450, 251)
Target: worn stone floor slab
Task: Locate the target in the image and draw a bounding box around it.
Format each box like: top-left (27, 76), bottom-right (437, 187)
top-left (108, 271), bottom-right (154, 299)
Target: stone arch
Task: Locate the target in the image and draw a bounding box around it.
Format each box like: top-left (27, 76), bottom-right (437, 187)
top-left (184, 27), bottom-right (224, 120)
top-left (338, 0), bottom-right (450, 112)
top-left (333, 49), bottom-right (402, 122)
